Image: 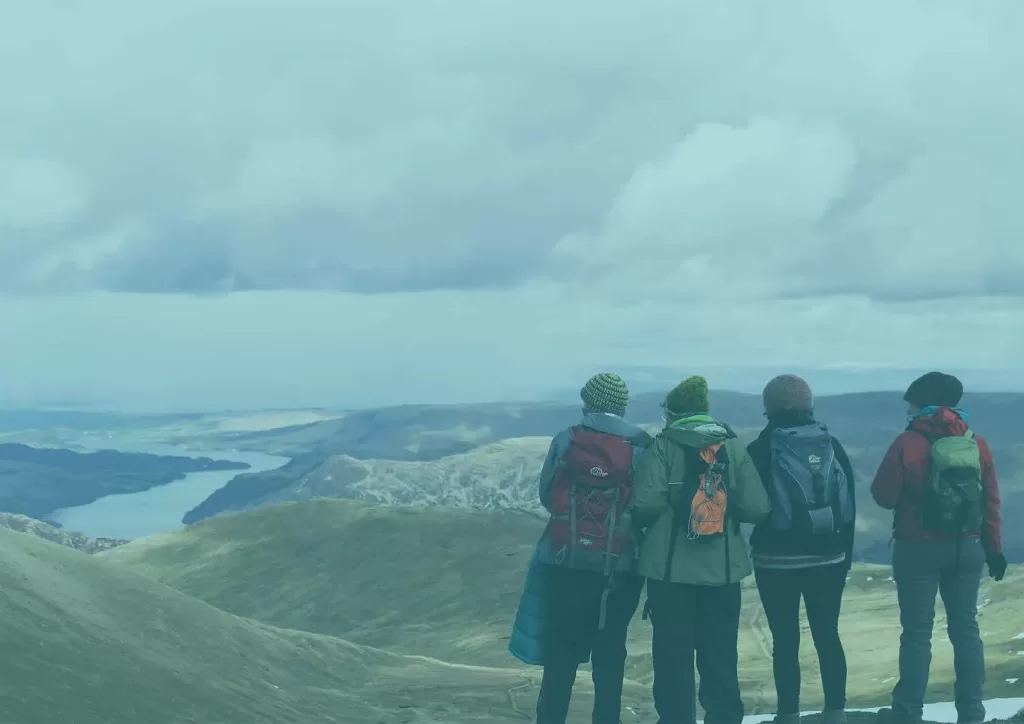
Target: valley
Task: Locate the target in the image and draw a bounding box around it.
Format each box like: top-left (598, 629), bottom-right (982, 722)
top-left (2, 391), bottom-right (1021, 722)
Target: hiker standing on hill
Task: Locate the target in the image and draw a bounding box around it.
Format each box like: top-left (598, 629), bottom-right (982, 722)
top-left (630, 376), bottom-right (771, 724)
top-left (871, 372), bottom-right (1006, 724)
top-left (746, 375), bottom-right (857, 724)
top-left (531, 373), bottom-right (654, 724)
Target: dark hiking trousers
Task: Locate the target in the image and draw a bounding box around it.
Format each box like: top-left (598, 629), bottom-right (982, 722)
top-left (754, 562), bottom-right (849, 715)
top-left (536, 564), bottom-right (644, 724)
top-left (891, 538), bottom-right (986, 724)
top-left (646, 579), bottom-right (744, 724)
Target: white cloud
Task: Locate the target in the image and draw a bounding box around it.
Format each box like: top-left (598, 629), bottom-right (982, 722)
top-left (0, 156), bottom-right (87, 229)
top-left (1, 0), bottom-right (1022, 299)
top-left (1, 0), bottom-right (1023, 407)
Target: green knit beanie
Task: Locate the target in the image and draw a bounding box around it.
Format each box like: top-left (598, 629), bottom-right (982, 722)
top-left (665, 375), bottom-right (710, 415)
top-left (580, 373), bottom-right (629, 416)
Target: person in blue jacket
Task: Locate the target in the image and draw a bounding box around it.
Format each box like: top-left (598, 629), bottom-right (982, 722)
top-left (509, 373), bottom-right (652, 724)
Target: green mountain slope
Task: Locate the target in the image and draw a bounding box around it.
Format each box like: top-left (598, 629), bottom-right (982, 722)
top-left (0, 526), bottom-right (531, 724)
top-left (108, 499), bottom-right (545, 667)
top-left (105, 500), bottom-right (1024, 714)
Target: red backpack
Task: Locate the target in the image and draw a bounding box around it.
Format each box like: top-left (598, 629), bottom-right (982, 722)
top-left (542, 426), bottom-right (637, 575)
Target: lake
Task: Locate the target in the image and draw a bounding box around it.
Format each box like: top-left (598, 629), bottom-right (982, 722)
top-left (50, 438), bottom-right (288, 540)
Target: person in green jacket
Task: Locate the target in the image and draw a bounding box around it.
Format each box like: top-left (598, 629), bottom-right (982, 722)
top-left (631, 375), bottom-right (771, 724)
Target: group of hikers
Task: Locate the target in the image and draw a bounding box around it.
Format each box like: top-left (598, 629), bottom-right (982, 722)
top-left (508, 371), bottom-right (1008, 724)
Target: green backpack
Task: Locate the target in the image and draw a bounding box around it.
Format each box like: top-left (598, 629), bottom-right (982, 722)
top-left (919, 430), bottom-right (984, 536)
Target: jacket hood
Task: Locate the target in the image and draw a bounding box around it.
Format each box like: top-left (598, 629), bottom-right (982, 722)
top-left (757, 413), bottom-right (818, 442)
top-left (661, 414), bottom-right (735, 448)
top-left (579, 411), bottom-right (653, 446)
top-left (908, 405), bottom-right (969, 438)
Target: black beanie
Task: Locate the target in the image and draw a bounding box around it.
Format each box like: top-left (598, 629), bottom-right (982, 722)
top-left (903, 372), bottom-right (963, 408)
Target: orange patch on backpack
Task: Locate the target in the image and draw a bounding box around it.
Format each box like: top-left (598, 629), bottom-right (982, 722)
top-left (688, 443), bottom-right (727, 538)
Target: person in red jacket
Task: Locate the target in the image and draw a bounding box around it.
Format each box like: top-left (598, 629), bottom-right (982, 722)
top-left (871, 372), bottom-right (1006, 724)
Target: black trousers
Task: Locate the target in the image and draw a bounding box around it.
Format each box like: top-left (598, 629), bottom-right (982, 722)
top-left (754, 562), bottom-right (848, 715)
top-left (536, 565), bottom-right (644, 724)
top-left (646, 579), bottom-right (744, 724)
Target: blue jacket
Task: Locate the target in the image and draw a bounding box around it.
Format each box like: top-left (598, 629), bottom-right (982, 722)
top-left (508, 545), bottom-right (545, 665)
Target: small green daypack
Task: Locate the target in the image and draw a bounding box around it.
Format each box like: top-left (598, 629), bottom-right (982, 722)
top-left (919, 430), bottom-right (984, 536)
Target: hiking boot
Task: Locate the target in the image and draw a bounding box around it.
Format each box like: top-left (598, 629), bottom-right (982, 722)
top-left (874, 708), bottom-right (915, 724)
top-left (820, 710), bottom-right (847, 724)
top-left (774, 714), bottom-right (801, 724)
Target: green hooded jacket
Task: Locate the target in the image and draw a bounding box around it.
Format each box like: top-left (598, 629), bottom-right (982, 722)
top-left (630, 414), bottom-right (770, 586)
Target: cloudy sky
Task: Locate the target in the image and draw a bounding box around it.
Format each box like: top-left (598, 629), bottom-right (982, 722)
top-left (2, 0), bottom-right (1023, 412)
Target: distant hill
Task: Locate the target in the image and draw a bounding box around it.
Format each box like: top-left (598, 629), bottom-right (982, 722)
top-left (0, 443), bottom-right (249, 520)
top-left (108, 500), bottom-right (1024, 713)
top-left (0, 526), bottom-right (537, 724)
top-left (184, 436), bottom-right (551, 524)
top-left (183, 390), bottom-right (1024, 458)
top-left (0, 512), bottom-right (125, 553)
top-left (181, 427), bottom-right (1024, 564)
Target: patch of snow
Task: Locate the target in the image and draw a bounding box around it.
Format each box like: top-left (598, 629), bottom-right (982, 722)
top-left (886, 575), bottom-right (894, 581)
top-left (1007, 678), bottom-right (1019, 685)
top-left (721, 698), bottom-right (1024, 724)
top-left (867, 576), bottom-right (874, 581)
top-left (1013, 632), bottom-right (1024, 640)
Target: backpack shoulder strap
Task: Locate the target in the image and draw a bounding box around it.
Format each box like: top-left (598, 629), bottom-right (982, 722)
top-left (908, 428), bottom-right (937, 445)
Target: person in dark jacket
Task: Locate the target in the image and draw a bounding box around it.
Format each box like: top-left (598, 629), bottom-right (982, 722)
top-left (533, 373), bottom-right (653, 724)
top-left (746, 375), bottom-right (856, 724)
top-left (871, 372), bottom-right (1006, 724)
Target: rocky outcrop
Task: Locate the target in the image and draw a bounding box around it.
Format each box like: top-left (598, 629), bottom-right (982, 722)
top-left (0, 512), bottom-right (126, 553)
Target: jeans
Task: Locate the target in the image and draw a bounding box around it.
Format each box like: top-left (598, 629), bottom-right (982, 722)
top-left (891, 538), bottom-right (986, 724)
top-left (646, 579), bottom-right (744, 724)
top-left (536, 565), bottom-right (644, 724)
top-left (754, 562), bottom-right (849, 714)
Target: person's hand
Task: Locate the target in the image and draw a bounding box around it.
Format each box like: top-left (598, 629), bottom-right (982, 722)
top-left (986, 552), bottom-right (1007, 582)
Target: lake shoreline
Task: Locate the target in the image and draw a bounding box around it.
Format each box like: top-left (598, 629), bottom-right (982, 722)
top-left (49, 441), bottom-right (289, 541)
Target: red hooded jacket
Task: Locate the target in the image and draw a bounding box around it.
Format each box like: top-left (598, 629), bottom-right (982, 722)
top-left (870, 406), bottom-right (1002, 553)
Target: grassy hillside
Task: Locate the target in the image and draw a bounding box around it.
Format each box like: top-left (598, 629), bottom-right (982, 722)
top-left (106, 500), bottom-right (1024, 716)
top-left (112, 499), bottom-right (546, 666)
top-left (0, 526), bottom-right (558, 724)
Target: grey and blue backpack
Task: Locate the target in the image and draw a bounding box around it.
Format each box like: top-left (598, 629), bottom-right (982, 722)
top-left (767, 422), bottom-right (854, 537)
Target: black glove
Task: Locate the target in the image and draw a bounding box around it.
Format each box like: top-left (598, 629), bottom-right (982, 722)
top-left (986, 552), bottom-right (1007, 582)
